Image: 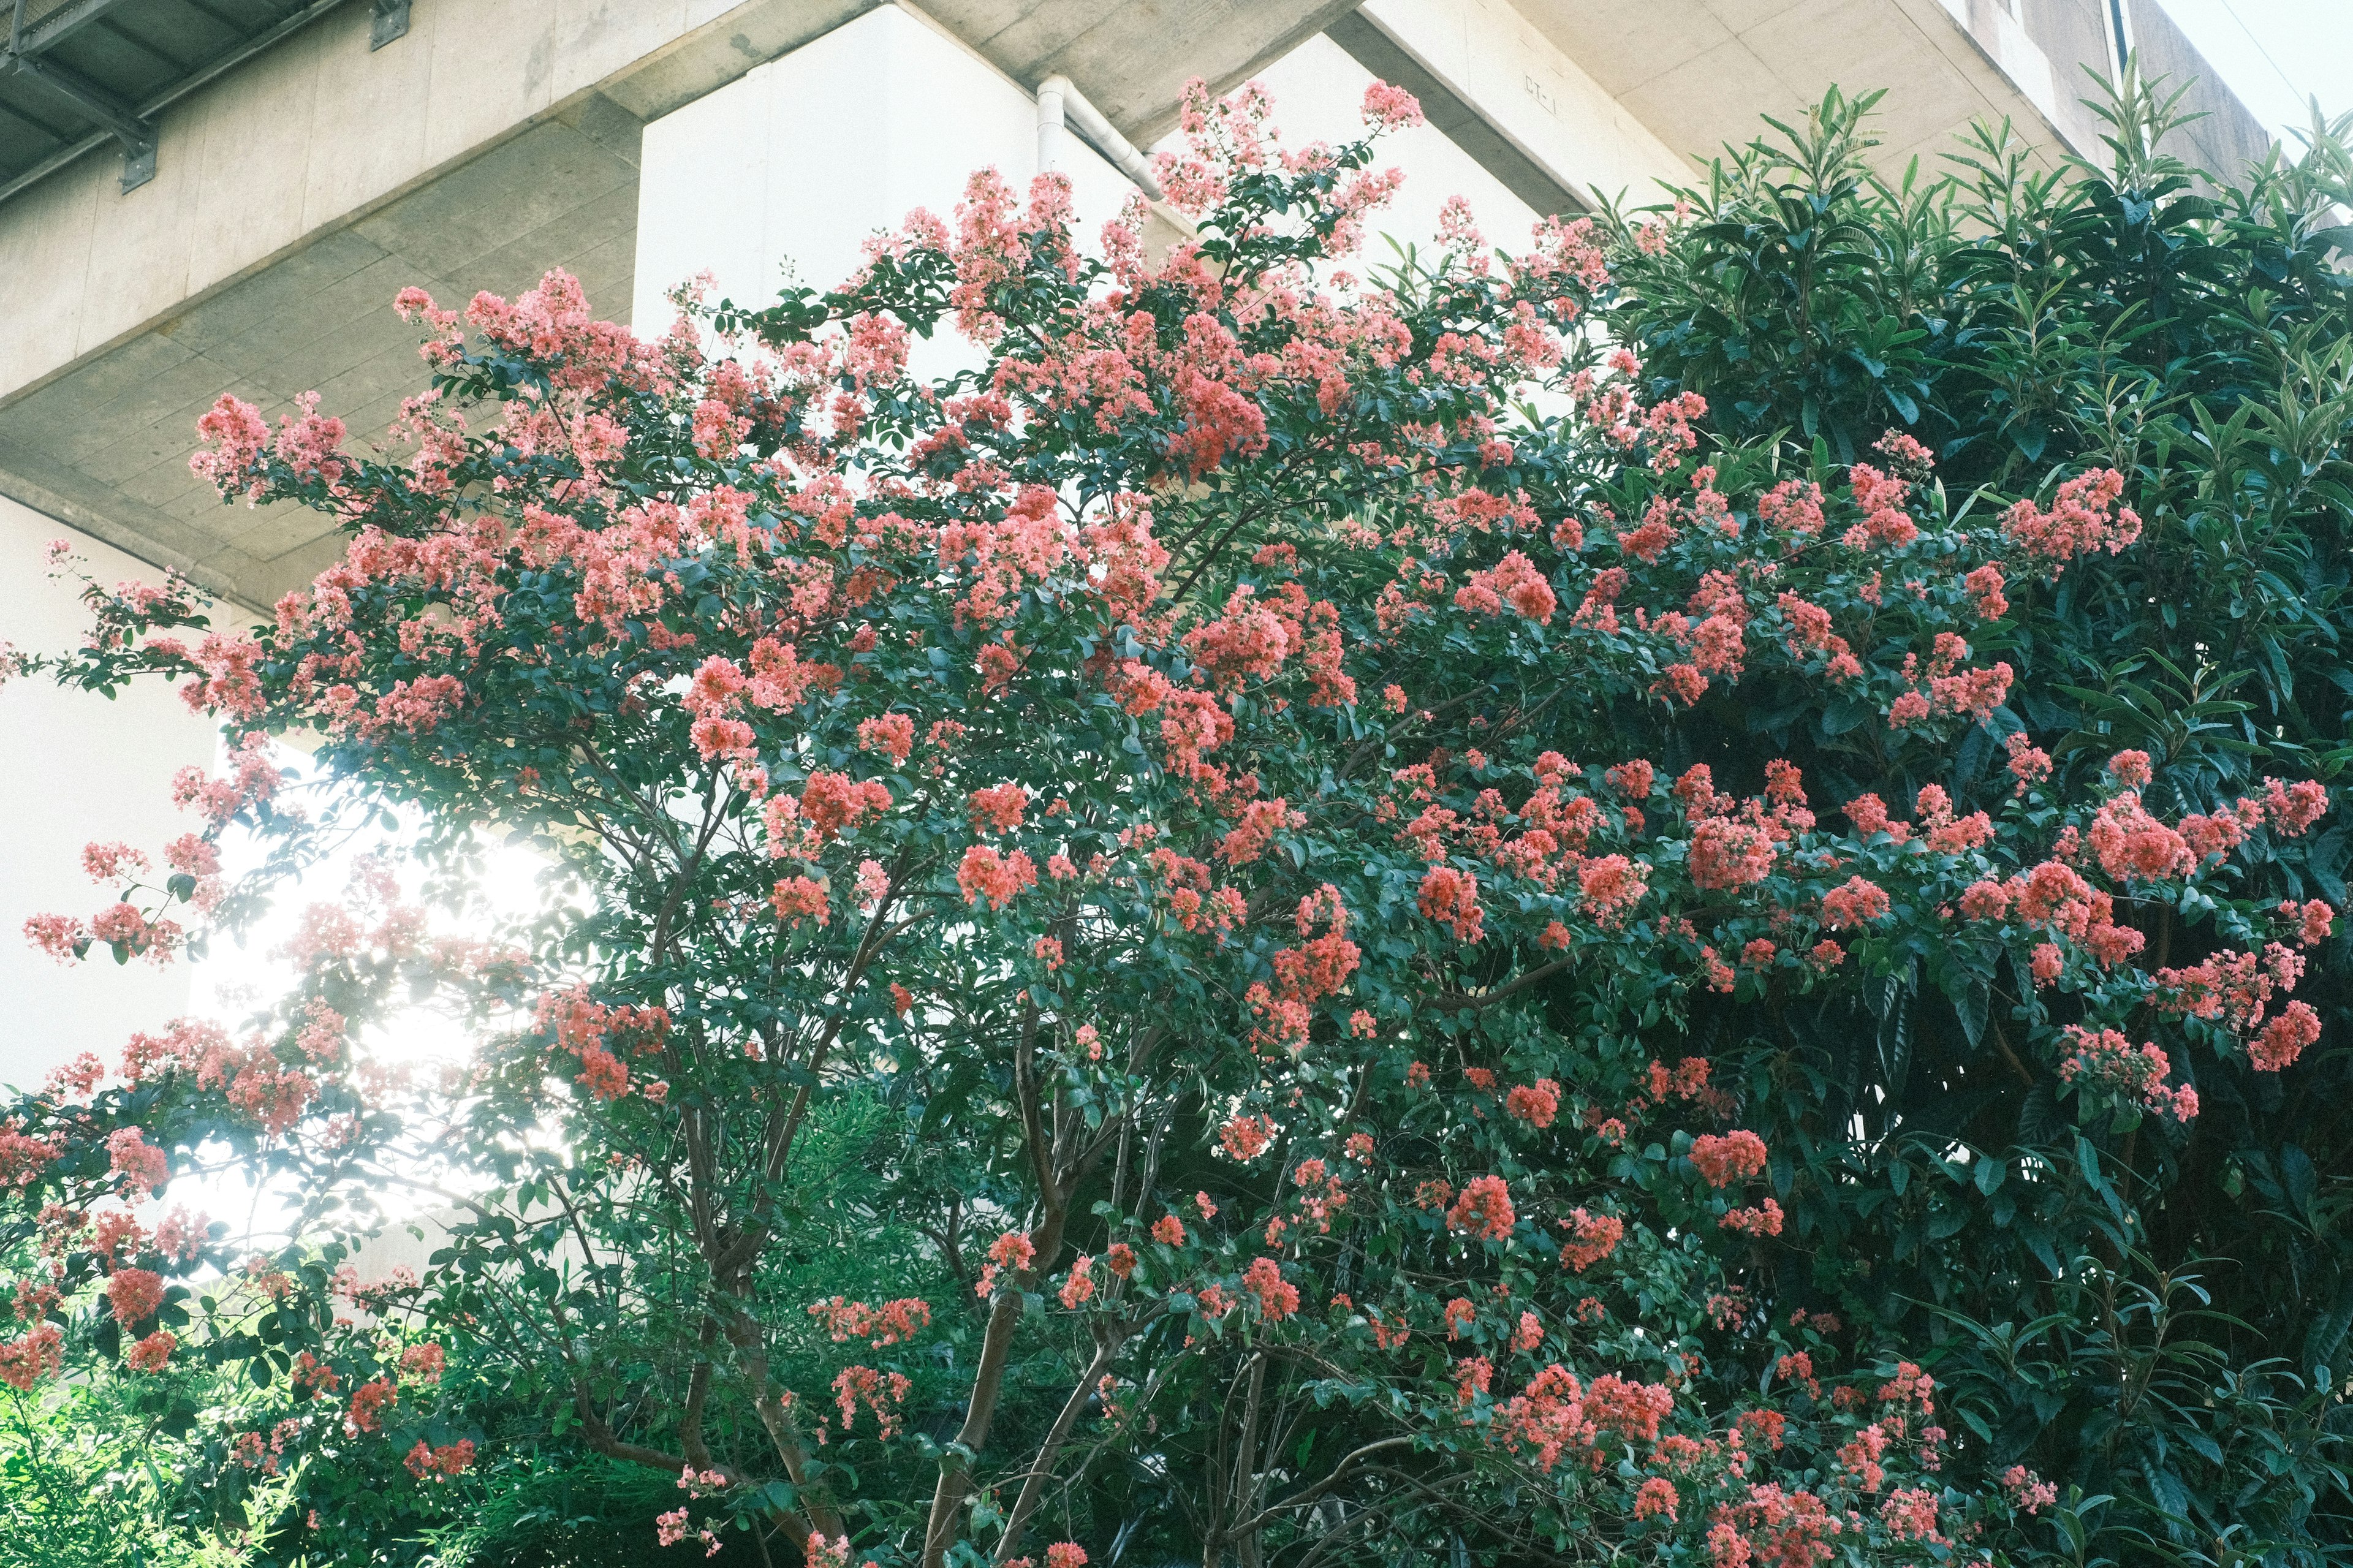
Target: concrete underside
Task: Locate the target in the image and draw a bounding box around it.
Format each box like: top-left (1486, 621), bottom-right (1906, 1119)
top-left (0, 0), bottom-right (2257, 612)
top-left (0, 0), bottom-right (1370, 609)
top-left (0, 92), bottom-right (648, 609)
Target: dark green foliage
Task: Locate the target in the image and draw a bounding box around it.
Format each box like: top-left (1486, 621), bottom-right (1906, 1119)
top-left (1596, 72), bottom-right (2353, 1563)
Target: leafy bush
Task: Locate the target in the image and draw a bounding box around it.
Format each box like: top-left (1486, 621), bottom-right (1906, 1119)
top-left (1604, 74), bottom-right (2353, 1562)
top-left (0, 1252), bottom-right (250, 1568)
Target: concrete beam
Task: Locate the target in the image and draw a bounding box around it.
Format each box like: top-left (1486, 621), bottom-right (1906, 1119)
top-left (0, 0), bottom-right (1346, 608)
top-left (917, 0), bottom-right (1367, 138)
top-left (1506, 0), bottom-right (2092, 187)
top-left (0, 0), bottom-right (2272, 613)
top-left (0, 0), bottom-right (871, 607)
top-left (0, 82), bottom-right (650, 608)
top-left (1348, 0), bottom-right (1683, 211)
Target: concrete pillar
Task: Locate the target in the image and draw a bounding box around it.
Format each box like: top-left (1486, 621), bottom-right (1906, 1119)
top-left (1221, 32), bottom-right (1543, 259)
top-left (1353, 0), bottom-right (1685, 208)
top-left (632, 4), bottom-right (1144, 356)
top-left (632, 2), bottom-right (1571, 381)
top-left (0, 498), bottom-right (215, 1090)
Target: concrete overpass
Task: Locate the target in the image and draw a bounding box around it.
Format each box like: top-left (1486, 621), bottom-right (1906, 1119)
top-left (0, 0), bottom-right (2266, 615)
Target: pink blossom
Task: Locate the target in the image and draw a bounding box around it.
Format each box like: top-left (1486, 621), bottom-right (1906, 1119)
top-left (1689, 1131), bottom-right (1767, 1187)
top-left (1559, 1208), bottom-right (1622, 1271)
top-left (1448, 1175), bottom-right (1515, 1241)
top-left (1820, 876), bottom-right (1890, 930)
top-left (1719, 1199), bottom-right (1784, 1237)
top-left (956, 844), bottom-right (1037, 910)
top-left (108, 1127), bottom-right (169, 1196)
top-left (2004, 468), bottom-right (2140, 571)
top-left (124, 1330), bottom-right (177, 1372)
top-left (1360, 81), bottom-right (1424, 129)
top-left (1243, 1256), bottom-right (1298, 1320)
top-left (1504, 1078), bottom-right (1560, 1129)
top-left (105, 1268), bottom-right (165, 1325)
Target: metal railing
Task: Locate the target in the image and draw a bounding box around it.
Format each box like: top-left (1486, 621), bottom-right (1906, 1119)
top-left (0, 0), bottom-right (400, 204)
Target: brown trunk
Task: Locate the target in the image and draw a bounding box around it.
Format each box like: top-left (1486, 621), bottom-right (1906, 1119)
top-left (993, 1337), bottom-right (1119, 1562)
top-left (921, 1201), bottom-right (1071, 1566)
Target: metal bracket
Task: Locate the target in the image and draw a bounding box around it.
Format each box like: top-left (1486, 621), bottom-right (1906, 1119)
top-left (369, 0), bottom-right (409, 50)
top-left (3, 50), bottom-right (155, 189)
top-left (0, 0), bottom-right (357, 209)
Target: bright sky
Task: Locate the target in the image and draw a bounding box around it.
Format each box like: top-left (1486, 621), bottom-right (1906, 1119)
top-left (2158, 0), bottom-right (2353, 143)
top-left (170, 738), bottom-right (549, 1243)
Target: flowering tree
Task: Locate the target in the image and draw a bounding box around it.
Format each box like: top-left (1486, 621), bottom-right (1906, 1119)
top-left (4, 75), bottom-right (2348, 1566)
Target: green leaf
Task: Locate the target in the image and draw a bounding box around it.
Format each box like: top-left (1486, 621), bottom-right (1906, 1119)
top-left (1952, 976), bottom-right (1989, 1048)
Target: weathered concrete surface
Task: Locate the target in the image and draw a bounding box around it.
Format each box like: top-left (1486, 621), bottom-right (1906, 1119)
top-left (0, 0), bottom-right (2268, 611)
top-left (1515, 0), bottom-right (2077, 180)
top-left (0, 493), bottom-right (214, 1092)
top-left (0, 0), bottom-right (1350, 608)
top-left (0, 86), bottom-right (649, 608)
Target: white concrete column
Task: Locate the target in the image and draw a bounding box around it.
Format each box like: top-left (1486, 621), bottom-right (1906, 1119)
top-left (634, 1), bottom-right (1596, 362)
top-left (1186, 32), bottom-right (1547, 259)
top-left (0, 498), bottom-right (216, 1090)
top-left (1357, 0), bottom-right (1685, 210)
top-left (631, 4), bottom-right (1144, 351)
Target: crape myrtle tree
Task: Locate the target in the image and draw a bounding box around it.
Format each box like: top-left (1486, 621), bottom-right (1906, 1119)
top-left (1, 70), bottom-right (2349, 1566)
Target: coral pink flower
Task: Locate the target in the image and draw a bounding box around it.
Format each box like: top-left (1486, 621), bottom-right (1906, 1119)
top-left (1821, 876), bottom-right (1890, 930)
top-left (1243, 1256), bottom-right (1298, 1320)
top-left (1504, 1078), bottom-right (1560, 1129)
top-left (107, 1127), bottom-right (169, 1196)
top-left (124, 1329), bottom-right (176, 1372)
top-left (1689, 1130), bottom-right (1768, 1187)
top-left (1559, 1208), bottom-right (1623, 1272)
top-left (1448, 1175), bottom-right (1515, 1241)
top-left (956, 845), bottom-right (1037, 910)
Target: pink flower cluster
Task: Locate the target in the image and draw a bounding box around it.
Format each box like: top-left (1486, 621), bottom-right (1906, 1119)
top-left (2057, 1025), bottom-right (2198, 1121)
top-left (1689, 1130), bottom-right (1768, 1188)
top-left (2003, 468), bottom-right (2142, 572)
